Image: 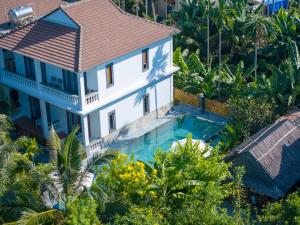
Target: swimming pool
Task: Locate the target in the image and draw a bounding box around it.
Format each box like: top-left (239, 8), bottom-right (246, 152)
top-left (112, 115), bottom-right (222, 162)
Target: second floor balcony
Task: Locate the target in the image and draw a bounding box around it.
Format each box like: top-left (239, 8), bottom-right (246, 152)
top-left (0, 69), bottom-right (99, 111)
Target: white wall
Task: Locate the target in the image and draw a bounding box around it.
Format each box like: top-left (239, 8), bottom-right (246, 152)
top-left (14, 53), bottom-right (26, 76)
top-left (89, 110), bottom-right (101, 139)
top-left (98, 76), bottom-right (173, 138)
top-left (93, 37), bottom-right (173, 103)
top-left (85, 67), bottom-right (98, 92)
top-left (49, 104), bottom-right (68, 134)
top-left (44, 63), bottom-right (63, 84)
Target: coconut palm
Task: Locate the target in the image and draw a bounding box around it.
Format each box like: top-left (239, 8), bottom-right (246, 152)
top-left (244, 6), bottom-right (271, 81)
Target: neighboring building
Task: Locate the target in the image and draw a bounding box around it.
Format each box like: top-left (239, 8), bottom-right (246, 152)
top-left (0, 0), bottom-right (179, 156)
top-left (227, 113), bottom-right (300, 200)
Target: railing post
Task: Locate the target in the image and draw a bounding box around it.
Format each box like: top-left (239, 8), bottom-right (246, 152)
top-left (77, 72), bottom-right (85, 110)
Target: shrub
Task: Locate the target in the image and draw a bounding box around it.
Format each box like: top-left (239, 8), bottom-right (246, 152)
top-left (227, 96), bottom-right (274, 138)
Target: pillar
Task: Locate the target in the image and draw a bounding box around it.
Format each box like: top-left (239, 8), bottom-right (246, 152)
top-left (77, 72), bottom-right (86, 110)
top-left (81, 115), bottom-right (90, 149)
top-left (39, 99), bottom-right (49, 138)
top-left (0, 48), bottom-right (5, 70)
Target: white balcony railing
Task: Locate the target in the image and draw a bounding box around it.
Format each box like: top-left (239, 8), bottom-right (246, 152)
top-left (40, 83), bottom-right (80, 107)
top-left (0, 69), bottom-right (101, 110)
top-left (2, 69), bottom-right (37, 89)
top-left (88, 138), bottom-right (103, 153)
top-left (85, 92), bottom-right (99, 105)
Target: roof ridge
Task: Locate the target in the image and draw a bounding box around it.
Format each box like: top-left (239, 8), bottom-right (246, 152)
top-left (58, 7), bottom-right (82, 72)
top-left (77, 26), bottom-right (83, 72)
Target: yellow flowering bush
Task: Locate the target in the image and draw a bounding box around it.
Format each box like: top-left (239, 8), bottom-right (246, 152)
top-left (93, 153), bottom-right (150, 201)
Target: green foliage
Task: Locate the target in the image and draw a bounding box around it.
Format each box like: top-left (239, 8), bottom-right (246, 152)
top-left (226, 96), bottom-right (274, 138)
top-left (111, 206), bottom-right (165, 225)
top-left (64, 194), bottom-right (101, 225)
top-left (259, 191), bottom-right (300, 225)
top-left (93, 135), bottom-right (235, 224)
top-left (49, 126), bottom-right (86, 197)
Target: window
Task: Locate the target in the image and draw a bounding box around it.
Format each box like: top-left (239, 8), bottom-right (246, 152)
top-left (106, 64), bottom-right (114, 87)
top-left (142, 49), bottom-right (149, 71)
top-left (66, 111), bottom-right (81, 133)
top-left (40, 62), bottom-right (47, 84)
top-left (143, 94), bottom-right (150, 115)
top-left (24, 56), bottom-right (36, 80)
top-left (63, 69), bottom-right (78, 94)
top-left (3, 49), bottom-right (16, 73)
top-left (108, 110), bottom-right (116, 133)
top-left (29, 96), bottom-right (41, 120)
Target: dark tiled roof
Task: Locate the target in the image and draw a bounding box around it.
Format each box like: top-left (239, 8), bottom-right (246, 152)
top-left (0, 0), bottom-right (61, 25)
top-left (229, 117), bottom-right (300, 199)
top-left (0, 0), bottom-right (179, 72)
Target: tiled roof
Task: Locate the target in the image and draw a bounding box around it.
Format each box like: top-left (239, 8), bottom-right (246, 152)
top-left (0, 20), bottom-right (80, 71)
top-left (0, 0), bottom-right (61, 25)
top-left (0, 0), bottom-right (179, 72)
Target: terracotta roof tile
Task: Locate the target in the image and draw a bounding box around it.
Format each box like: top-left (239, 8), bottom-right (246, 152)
top-left (0, 0), bottom-right (61, 25)
top-left (0, 0), bottom-right (179, 72)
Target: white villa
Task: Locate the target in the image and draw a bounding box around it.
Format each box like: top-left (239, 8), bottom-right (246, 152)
top-left (0, 0), bottom-right (179, 156)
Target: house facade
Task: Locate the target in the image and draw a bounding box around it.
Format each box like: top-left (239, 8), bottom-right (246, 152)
top-left (0, 0), bottom-right (179, 156)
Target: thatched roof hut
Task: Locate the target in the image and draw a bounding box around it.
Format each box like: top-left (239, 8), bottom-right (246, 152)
top-left (228, 113), bottom-right (300, 200)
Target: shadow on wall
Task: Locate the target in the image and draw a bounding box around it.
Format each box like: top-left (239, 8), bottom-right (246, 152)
top-left (147, 45), bottom-right (168, 81)
top-left (133, 44), bottom-right (169, 117)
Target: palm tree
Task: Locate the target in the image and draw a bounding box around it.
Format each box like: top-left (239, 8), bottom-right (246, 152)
top-left (0, 114), bottom-right (13, 146)
top-left (212, 0), bottom-right (234, 99)
top-left (48, 126), bottom-right (86, 199)
top-left (206, 0), bottom-right (211, 66)
top-left (245, 7), bottom-right (271, 81)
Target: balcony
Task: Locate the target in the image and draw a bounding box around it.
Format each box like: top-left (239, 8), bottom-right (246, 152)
top-left (40, 83), bottom-right (80, 108)
top-left (0, 69), bottom-right (99, 111)
top-left (1, 69), bottom-right (37, 91)
top-left (85, 91), bottom-right (99, 105)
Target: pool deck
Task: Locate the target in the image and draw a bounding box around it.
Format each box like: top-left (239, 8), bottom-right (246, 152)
top-left (87, 103), bottom-right (228, 162)
top-left (110, 104), bottom-right (227, 148)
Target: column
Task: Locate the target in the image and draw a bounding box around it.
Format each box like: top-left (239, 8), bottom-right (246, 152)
top-left (77, 72), bottom-right (86, 110)
top-left (0, 49), bottom-right (5, 82)
top-left (0, 48), bottom-right (5, 70)
top-left (81, 115), bottom-right (90, 149)
top-left (39, 99), bottom-right (49, 138)
top-left (34, 59), bottom-right (42, 84)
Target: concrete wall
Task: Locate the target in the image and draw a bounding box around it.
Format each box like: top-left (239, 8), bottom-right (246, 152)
top-left (98, 75), bottom-right (173, 138)
top-left (44, 63), bottom-right (63, 84)
top-left (14, 53), bottom-right (26, 76)
top-left (49, 104), bottom-right (68, 134)
top-left (94, 37), bottom-right (173, 103)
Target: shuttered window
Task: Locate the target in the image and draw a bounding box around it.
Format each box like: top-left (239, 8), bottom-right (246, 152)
top-left (106, 64), bottom-right (114, 87)
top-left (142, 49), bottom-right (149, 71)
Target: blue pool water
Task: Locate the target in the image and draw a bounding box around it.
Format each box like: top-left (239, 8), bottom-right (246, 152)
top-left (114, 115), bottom-right (222, 162)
